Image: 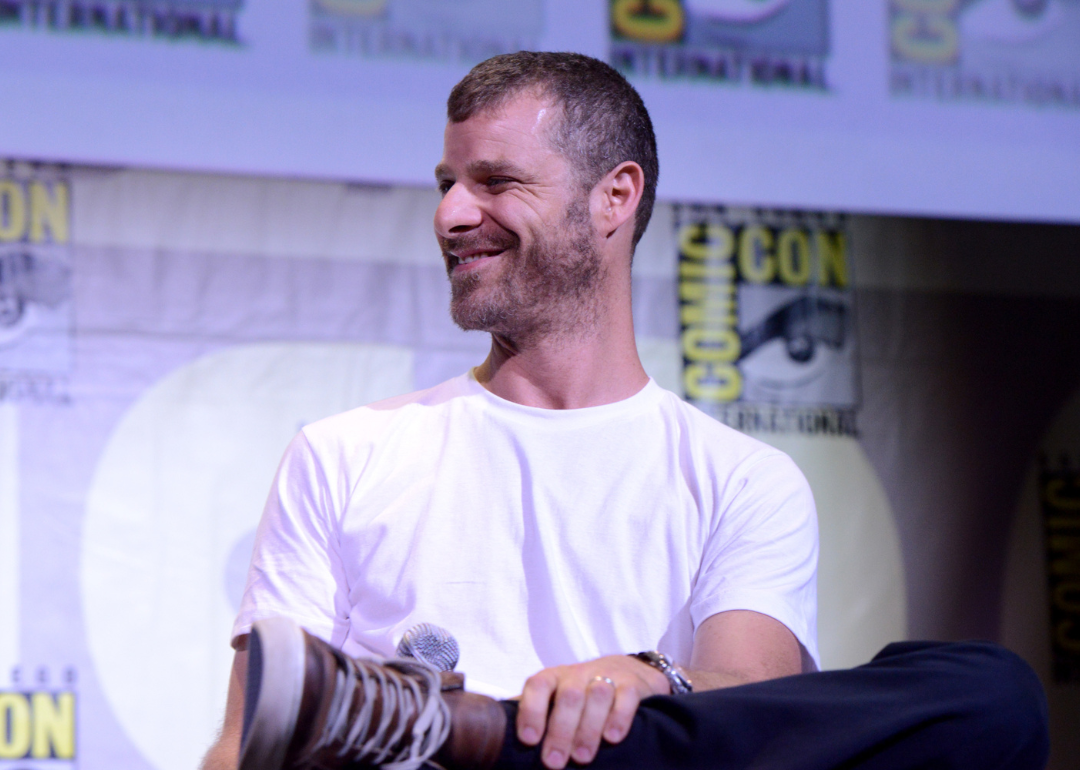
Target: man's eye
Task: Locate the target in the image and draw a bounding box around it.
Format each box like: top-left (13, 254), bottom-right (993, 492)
top-left (437, 181), bottom-right (454, 195)
top-left (485, 177), bottom-right (512, 189)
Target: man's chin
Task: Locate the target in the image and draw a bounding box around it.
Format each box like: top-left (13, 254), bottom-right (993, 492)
top-left (449, 281), bottom-right (506, 333)
top-left (449, 300), bottom-right (496, 333)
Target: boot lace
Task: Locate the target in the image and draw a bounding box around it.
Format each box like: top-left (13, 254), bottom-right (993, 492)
top-left (300, 654), bottom-right (451, 770)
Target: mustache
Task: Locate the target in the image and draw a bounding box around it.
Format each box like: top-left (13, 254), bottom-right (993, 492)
top-left (439, 230), bottom-right (519, 261)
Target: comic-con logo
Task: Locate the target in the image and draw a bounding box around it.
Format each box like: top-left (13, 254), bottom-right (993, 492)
top-left (890, 0), bottom-right (1080, 106)
top-left (610, 0), bottom-right (828, 87)
top-left (678, 210), bottom-right (853, 407)
top-left (675, 206), bottom-right (858, 436)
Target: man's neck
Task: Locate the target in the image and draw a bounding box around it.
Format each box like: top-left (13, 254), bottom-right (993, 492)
top-left (473, 309), bottom-right (649, 410)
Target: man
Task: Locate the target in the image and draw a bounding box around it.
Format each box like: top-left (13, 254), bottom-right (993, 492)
top-left (202, 52), bottom-right (1047, 770)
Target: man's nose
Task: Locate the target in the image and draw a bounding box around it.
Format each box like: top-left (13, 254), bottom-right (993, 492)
top-left (434, 183), bottom-right (482, 239)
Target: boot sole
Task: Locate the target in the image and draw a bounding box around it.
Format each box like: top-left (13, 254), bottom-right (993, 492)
top-left (239, 617), bottom-right (307, 770)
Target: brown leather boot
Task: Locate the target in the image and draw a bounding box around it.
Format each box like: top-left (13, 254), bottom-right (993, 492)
top-left (435, 688), bottom-right (508, 770)
top-left (239, 616), bottom-right (506, 770)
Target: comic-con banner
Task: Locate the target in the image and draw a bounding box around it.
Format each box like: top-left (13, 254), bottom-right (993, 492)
top-left (310, 0), bottom-right (543, 62)
top-left (0, 0), bottom-right (242, 42)
top-left (890, 0), bottom-right (1080, 108)
top-left (0, 163), bottom-right (71, 403)
top-left (1040, 459), bottom-right (1080, 683)
top-left (610, 0), bottom-right (829, 87)
top-left (676, 205), bottom-right (857, 436)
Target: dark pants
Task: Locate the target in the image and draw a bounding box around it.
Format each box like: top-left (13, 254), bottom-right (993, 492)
top-left (496, 642), bottom-right (1050, 769)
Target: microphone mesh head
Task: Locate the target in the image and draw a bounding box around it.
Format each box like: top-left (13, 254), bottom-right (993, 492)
top-left (395, 623), bottom-right (460, 672)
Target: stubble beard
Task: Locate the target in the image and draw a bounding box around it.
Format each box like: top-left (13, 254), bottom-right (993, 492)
top-left (443, 199), bottom-right (605, 347)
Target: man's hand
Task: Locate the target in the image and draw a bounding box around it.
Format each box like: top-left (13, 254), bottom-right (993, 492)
top-left (516, 655), bottom-right (670, 769)
top-left (514, 611), bottom-right (803, 769)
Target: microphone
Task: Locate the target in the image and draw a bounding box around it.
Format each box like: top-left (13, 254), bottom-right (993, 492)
top-left (396, 623), bottom-right (460, 672)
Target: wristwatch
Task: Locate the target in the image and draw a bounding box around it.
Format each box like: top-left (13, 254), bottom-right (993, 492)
top-left (630, 650), bottom-right (693, 694)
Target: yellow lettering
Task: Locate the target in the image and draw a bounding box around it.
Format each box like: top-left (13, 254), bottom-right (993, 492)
top-left (815, 231), bottom-right (848, 287)
top-left (682, 327), bottom-right (741, 363)
top-left (684, 362), bottom-right (741, 402)
top-left (0, 181), bottom-right (27, 242)
top-left (611, 0), bottom-right (684, 43)
top-left (679, 223), bottom-right (734, 262)
top-left (29, 182), bottom-right (69, 244)
top-left (777, 229), bottom-right (811, 286)
top-left (738, 226), bottom-right (775, 284)
top-left (31, 692), bottom-right (74, 759)
top-left (680, 301), bottom-right (737, 328)
top-left (0, 693), bottom-right (31, 759)
top-left (679, 281), bottom-right (735, 303)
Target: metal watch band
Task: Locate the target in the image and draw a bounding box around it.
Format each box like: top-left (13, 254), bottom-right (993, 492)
top-left (630, 650), bottom-right (693, 694)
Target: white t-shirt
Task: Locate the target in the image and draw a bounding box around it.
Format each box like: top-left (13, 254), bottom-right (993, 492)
top-left (233, 372), bottom-right (818, 697)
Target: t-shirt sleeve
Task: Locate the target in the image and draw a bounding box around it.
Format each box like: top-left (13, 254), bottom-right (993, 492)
top-left (690, 450), bottom-right (819, 668)
top-left (231, 431), bottom-right (351, 648)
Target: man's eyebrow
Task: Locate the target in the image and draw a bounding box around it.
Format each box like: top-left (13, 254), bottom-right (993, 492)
top-left (434, 159), bottom-right (531, 182)
top-left (467, 159), bottom-right (529, 179)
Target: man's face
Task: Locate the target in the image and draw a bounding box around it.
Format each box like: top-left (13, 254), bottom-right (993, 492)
top-left (433, 94), bottom-right (604, 343)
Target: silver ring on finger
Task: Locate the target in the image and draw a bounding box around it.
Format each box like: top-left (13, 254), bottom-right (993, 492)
top-left (592, 675), bottom-right (616, 688)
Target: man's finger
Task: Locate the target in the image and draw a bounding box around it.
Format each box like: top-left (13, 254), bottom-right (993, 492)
top-left (602, 683), bottom-right (641, 744)
top-left (541, 678), bottom-right (588, 770)
top-left (517, 670), bottom-right (557, 746)
top-left (571, 677), bottom-right (616, 764)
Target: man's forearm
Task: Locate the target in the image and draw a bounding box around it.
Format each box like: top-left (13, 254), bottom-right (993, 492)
top-left (201, 643), bottom-right (249, 770)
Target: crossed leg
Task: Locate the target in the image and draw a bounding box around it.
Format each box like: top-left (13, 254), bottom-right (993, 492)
top-left (494, 642), bottom-right (1050, 770)
top-left (240, 619), bottom-right (1049, 770)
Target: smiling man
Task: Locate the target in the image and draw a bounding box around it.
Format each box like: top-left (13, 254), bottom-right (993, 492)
top-left (201, 52), bottom-right (1048, 770)
top-left (425, 56), bottom-right (814, 763)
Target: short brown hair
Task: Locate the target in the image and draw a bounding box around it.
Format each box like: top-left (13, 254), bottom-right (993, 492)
top-left (447, 51), bottom-right (658, 247)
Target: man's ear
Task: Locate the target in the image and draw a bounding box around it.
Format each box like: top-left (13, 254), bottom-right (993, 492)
top-left (593, 161), bottom-right (645, 239)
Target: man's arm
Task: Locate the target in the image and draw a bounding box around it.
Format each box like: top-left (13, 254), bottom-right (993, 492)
top-left (200, 638), bottom-right (249, 770)
top-left (516, 609), bottom-right (802, 770)
top-left (685, 607), bottom-right (802, 689)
